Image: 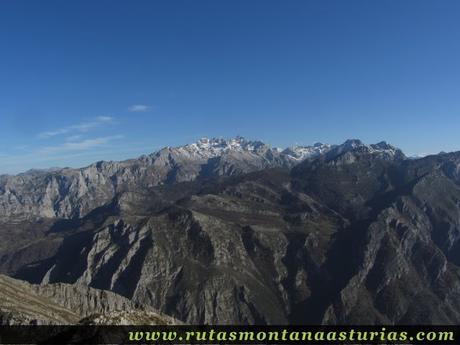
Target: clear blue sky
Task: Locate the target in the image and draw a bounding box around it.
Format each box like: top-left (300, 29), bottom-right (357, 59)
top-left (1, 0), bottom-right (460, 174)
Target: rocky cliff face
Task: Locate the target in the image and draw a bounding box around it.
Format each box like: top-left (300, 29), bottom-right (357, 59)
top-left (7, 137), bottom-right (459, 325)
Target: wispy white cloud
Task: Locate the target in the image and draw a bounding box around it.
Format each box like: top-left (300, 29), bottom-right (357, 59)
top-left (65, 135), bottom-right (83, 142)
top-left (0, 137), bottom-right (161, 175)
top-left (38, 116), bottom-right (114, 139)
top-left (38, 128), bottom-right (69, 138)
top-left (128, 104), bottom-right (151, 112)
top-left (39, 135), bottom-right (124, 154)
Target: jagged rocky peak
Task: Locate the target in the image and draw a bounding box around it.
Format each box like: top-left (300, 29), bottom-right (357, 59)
top-left (345, 139), bottom-right (403, 155)
top-left (281, 138), bottom-right (406, 163)
top-left (160, 136), bottom-right (271, 158)
top-left (324, 138), bottom-right (406, 162)
top-left (370, 140), bottom-right (404, 155)
top-left (151, 137), bottom-right (406, 162)
top-left (195, 136), bottom-right (267, 150)
top-left (282, 142), bottom-right (333, 160)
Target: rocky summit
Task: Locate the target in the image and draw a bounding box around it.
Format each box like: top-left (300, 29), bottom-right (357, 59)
top-left (3, 137), bottom-right (460, 325)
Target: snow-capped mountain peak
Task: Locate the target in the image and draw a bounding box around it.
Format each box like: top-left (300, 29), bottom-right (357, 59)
top-left (180, 136), bottom-right (269, 159)
top-left (282, 143), bottom-right (333, 161)
top-left (145, 136), bottom-right (408, 176)
top-left (157, 136), bottom-right (406, 164)
top-left (325, 139), bottom-right (406, 161)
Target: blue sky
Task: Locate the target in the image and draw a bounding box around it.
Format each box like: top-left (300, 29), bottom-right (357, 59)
top-left (1, 0), bottom-right (460, 174)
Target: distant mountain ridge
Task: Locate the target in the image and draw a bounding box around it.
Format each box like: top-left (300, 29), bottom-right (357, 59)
top-left (0, 137), bottom-right (405, 219)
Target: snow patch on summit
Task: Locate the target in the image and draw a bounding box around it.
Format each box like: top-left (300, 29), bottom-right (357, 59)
top-left (153, 136), bottom-right (406, 166)
top-left (282, 143), bottom-right (332, 161)
top-left (173, 136), bottom-right (270, 160)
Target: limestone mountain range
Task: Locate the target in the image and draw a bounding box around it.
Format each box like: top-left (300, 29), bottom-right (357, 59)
top-left (4, 137), bottom-right (460, 325)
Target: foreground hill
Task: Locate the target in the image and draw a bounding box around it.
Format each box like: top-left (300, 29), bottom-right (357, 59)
top-left (0, 274), bottom-right (79, 324)
top-left (0, 274), bottom-right (179, 325)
